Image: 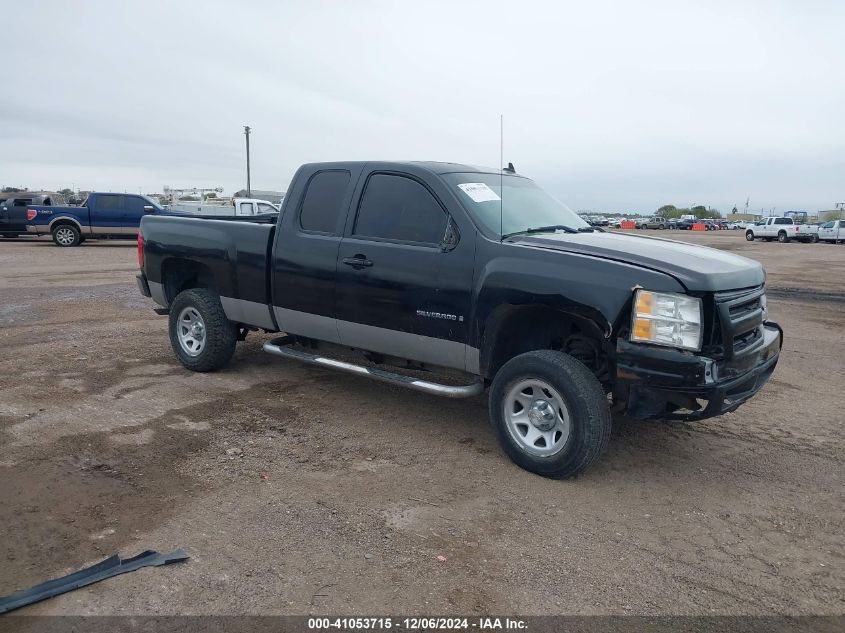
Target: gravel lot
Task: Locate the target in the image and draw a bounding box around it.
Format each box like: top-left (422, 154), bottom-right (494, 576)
top-left (0, 231), bottom-right (842, 616)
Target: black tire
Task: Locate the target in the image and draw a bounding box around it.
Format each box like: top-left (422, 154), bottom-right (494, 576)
top-left (745, 231), bottom-right (755, 241)
top-left (811, 234), bottom-right (819, 243)
top-left (778, 231), bottom-right (789, 243)
top-left (51, 224), bottom-right (81, 247)
top-left (168, 288), bottom-right (237, 372)
top-left (489, 350), bottom-right (611, 479)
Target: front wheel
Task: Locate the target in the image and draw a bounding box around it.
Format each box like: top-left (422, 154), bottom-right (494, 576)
top-left (745, 231), bottom-right (755, 241)
top-left (168, 288), bottom-right (237, 372)
top-left (52, 224), bottom-right (81, 247)
top-left (811, 234), bottom-right (819, 243)
top-left (489, 350), bottom-right (611, 479)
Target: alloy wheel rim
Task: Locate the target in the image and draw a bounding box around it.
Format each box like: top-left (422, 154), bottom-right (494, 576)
top-left (56, 227), bottom-right (75, 245)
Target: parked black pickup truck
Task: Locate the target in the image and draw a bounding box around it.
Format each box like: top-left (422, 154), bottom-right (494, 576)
top-left (137, 161), bottom-right (783, 478)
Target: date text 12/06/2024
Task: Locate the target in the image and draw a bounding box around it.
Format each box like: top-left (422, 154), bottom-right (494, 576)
top-left (307, 617), bottom-right (527, 630)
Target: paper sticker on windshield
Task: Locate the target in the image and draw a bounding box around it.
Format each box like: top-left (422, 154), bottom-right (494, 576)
top-left (457, 182), bottom-right (500, 203)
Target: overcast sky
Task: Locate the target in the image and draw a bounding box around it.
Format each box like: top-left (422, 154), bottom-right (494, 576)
top-left (2, 0), bottom-right (843, 213)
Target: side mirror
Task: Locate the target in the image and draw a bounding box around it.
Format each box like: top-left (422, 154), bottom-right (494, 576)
top-left (440, 218), bottom-right (460, 252)
top-left (143, 205), bottom-right (155, 214)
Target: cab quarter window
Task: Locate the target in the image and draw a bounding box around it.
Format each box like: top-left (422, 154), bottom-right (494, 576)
top-left (299, 170), bottom-right (351, 233)
top-left (354, 174), bottom-right (446, 244)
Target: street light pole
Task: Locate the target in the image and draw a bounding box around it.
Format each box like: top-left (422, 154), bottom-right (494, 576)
top-left (244, 125), bottom-right (252, 198)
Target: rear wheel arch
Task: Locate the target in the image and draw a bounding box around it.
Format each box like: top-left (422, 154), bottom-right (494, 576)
top-left (478, 305), bottom-right (611, 384)
top-left (50, 221), bottom-right (82, 247)
top-left (48, 216), bottom-right (83, 233)
top-left (161, 258), bottom-right (219, 304)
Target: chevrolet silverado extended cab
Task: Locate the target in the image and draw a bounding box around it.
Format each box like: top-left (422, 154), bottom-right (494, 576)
top-left (25, 192), bottom-right (172, 246)
top-left (137, 161), bottom-right (783, 478)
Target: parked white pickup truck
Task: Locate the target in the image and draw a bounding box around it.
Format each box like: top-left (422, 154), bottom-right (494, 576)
top-left (745, 214), bottom-right (819, 243)
top-left (818, 220), bottom-right (845, 244)
top-left (168, 198), bottom-right (280, 217)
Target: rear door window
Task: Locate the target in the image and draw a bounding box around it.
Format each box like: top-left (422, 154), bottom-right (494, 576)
top-left (96, 195), bottom-right (124, 211)
top-left (240, 202), bottom-right (255, 216)
top-left (299, 170), bottom-right (351, 234)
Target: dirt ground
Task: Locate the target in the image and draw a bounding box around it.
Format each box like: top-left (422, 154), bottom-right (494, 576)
top-left (0, 230), bottom-right (842, 616)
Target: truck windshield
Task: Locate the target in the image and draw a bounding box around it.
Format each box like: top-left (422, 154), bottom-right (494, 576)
top-left (442, 173), bottom-right (589, 238)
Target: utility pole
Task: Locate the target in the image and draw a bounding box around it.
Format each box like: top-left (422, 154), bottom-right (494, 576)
top-left (244, 125), bottom-right (252, 198)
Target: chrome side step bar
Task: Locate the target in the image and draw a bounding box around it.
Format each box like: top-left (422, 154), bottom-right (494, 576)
top-left (263, 336), bottom-right (484, 399)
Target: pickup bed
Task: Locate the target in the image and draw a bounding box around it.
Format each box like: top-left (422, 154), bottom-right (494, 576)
top-left (137, 160), bottom-right (783, 478)
top-left (25, 192), bottom-right (174, 246)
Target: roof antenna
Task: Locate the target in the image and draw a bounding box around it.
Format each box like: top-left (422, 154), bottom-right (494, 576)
top-left (499, 114), bottom-right (504, 242)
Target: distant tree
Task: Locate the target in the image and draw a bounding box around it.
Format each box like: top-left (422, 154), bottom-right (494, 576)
top-left (179, 195), bottom-right (200, 201)
top-left (59, 188), bottom-right (73, 195)
top-left (657, 204), bottom-right (677, 214)
top-left (206, 192), bottom-right (217, 199)
top-left (2, 186), bottom-right (24, 193)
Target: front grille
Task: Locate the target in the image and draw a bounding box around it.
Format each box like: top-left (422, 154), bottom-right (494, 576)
top-left (714, 285), bottom-right (765, 360)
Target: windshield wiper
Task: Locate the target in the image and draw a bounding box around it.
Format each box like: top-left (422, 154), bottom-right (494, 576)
top-left (502, 225), bottom-right (579, 240)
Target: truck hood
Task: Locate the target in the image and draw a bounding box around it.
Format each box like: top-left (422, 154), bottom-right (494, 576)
top-left (512, 231), bottom-right (764, 292)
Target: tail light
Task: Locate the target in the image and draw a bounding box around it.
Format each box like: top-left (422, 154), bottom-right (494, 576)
top-left (26, 209), bottom-right (37, 221)
top-left (137, 232), bottom-right (144, 269)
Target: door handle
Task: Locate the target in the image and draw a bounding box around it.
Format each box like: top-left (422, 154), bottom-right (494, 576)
top-left (342, 255), bottom-right (373, 268)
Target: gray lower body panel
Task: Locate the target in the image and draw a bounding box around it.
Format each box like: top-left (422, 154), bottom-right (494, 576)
top-left (148, 280), bottom-right (167, 307)
top-left (273, 306), bottom-right (341, 344)
top-left (337, 319), bottom-right (468, 372)
top-left (222, 296), bottom-right (276, 330)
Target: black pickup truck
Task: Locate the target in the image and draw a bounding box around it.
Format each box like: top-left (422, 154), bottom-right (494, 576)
top-left (137, 161), bottom-right (782, 478)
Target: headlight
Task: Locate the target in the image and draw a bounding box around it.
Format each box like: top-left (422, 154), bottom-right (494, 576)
top-left (630, 290), bottom-right (703, 351)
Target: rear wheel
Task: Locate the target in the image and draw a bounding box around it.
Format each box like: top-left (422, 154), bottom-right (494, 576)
top-left (489, 350), bottom-right (611, 478)
top-left (778, 231), bottom-right (789, 243)
top-left (168, 288), bottom-right (237, 372)
top-left (52, 224), bottom-right (81, 247)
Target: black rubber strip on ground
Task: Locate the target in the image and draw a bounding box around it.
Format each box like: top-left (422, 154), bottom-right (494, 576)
top-left (0, 548), bottom-right (188, 614)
